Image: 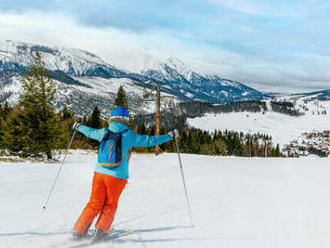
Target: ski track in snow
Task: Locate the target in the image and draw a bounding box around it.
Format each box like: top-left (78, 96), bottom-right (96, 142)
top-left (1, 150), bottom-right (330, 247)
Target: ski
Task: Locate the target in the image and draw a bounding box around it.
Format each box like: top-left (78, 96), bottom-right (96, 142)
top-left (69, 230), bottom-right (134, 248)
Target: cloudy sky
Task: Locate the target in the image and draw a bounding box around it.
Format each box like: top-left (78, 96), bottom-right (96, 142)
top-left (1, 0), bottom-right (330, 93)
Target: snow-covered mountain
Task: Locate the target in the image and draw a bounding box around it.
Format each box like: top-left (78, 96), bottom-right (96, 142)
top-left (0, 40), bottom-right (267, 116)
top-left (290, 89), bottom-right (330, 100)
top-left (0, 40), bottom-right (125, 77)
top-left (142, 57), bottom-right (265, 103)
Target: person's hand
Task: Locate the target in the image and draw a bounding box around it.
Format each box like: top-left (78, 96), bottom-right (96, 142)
top-left (72, 122), bottom-right (81, 130)
top-left (168, 129), bottom-right (179, 138)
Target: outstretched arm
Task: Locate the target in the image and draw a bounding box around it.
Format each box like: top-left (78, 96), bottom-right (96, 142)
top-left (76, 125), bottom-right (107, 142)
top-left (129, 132), bottom-right (172, 148)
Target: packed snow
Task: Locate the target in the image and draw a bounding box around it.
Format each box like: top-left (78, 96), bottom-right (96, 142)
top-left (1, 150), bottom-right (330, 247)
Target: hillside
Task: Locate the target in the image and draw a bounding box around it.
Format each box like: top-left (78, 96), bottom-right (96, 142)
top-left (188, 99), bottom-right (330, 148)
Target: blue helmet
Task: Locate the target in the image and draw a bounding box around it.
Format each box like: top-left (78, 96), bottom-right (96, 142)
top-left (110, 106), bottom-right (129, 121)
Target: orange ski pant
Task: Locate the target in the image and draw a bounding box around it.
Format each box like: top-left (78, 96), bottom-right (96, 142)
top-left (74, 172), bottom-right (127, 234)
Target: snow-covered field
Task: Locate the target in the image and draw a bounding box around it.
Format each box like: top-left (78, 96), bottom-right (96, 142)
top-left (1, 150), bottom-right (330, 248)
top-left (188, 100), bottom-right (330, 147)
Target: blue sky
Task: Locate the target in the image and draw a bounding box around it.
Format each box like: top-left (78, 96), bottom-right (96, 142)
top-left (1, 0), bottom-right (330, 92)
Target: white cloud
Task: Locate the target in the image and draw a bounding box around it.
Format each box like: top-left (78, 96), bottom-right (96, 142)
top-left (1, 10), bottom-right (330, 93)
top-left (0, 11), bottom-right (175, 72)
top-left (0, 10), bottom-right (247, 73)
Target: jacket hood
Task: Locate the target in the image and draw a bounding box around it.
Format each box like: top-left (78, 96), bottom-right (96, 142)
top-left (108, 121), bottom-right (130, 133)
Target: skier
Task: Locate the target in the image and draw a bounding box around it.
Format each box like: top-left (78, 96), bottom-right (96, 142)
top-left (71, 106), bottom-right (178, 240)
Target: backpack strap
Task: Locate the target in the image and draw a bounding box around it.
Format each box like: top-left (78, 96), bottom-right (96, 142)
top-left (101, 129), bottom-right (111, 143)
top-left (101, 128), bottom-right (128, 142)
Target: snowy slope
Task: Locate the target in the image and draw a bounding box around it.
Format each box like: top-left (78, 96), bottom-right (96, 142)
top-left (1, 151), bottom-right (330, 248)
top-left (188, 100), bottom-right (330, 147)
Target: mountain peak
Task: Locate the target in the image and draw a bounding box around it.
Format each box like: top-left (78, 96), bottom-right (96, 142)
top-left (166, 57), bottom-right (185, 68)
top-left (141, 56), bottom-right (195, 82)
top-left (0, 40), bottom-right (123, 75)
top-left (165, 57), bottom-right (193, 79)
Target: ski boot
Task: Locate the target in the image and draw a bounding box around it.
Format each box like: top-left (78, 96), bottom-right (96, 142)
top-left (70, 231), bottom-right (86, 241)
top-left (70, 224), bottom-right (91, 241)
top-left (94, 228), bottom-right (108, 241)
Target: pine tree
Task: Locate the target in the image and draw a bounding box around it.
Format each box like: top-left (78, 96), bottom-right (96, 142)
top-left (5, 51), bottom-right (61, 159)
top-left (0, 102), bottom-right (11, 120)
top-left (56, 105), bottom-right (76, 150)
top-left (3, 106), bottom-right (28, 155)
top-left (114, 86), bottom-right (128, 109)
top-left (140, 123), bottom-right (147, 135)
top-left (179, 130), bottom-right (188, 152)
top-left (86, 106), bottom-right (102, 149)
top-left (275, 144), bottom-right (281, 157)
top-left (213, 130), bottom-right (218, 142)
top-left (0, 105), bottom-right (4, 150)
top-left (187, 131), bottom-right (199, 154)
top-left (87, 106), bottom-right (102, 129)
top-left (59, 104), bottom-right (74, 120)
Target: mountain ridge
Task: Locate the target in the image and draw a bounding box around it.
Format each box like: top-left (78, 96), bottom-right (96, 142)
top-left (0, 40), bottom-right (269, 116)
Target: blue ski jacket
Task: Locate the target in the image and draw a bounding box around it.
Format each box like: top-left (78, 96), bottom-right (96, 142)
top-left (76, 121), bottom-right (172, 179)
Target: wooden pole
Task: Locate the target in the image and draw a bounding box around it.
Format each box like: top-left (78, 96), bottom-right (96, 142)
top-left (141, 82), bottom-right (173, 155)
top-left (155, 83), bottom-right (161, 154)
top-left (249, 139), bottom-right (251, 157)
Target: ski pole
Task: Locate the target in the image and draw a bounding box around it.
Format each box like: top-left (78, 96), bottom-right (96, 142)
top-left (43, 130), bottom-right (77, 210)
top-left (174, 134), bottom-right (194, 227)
